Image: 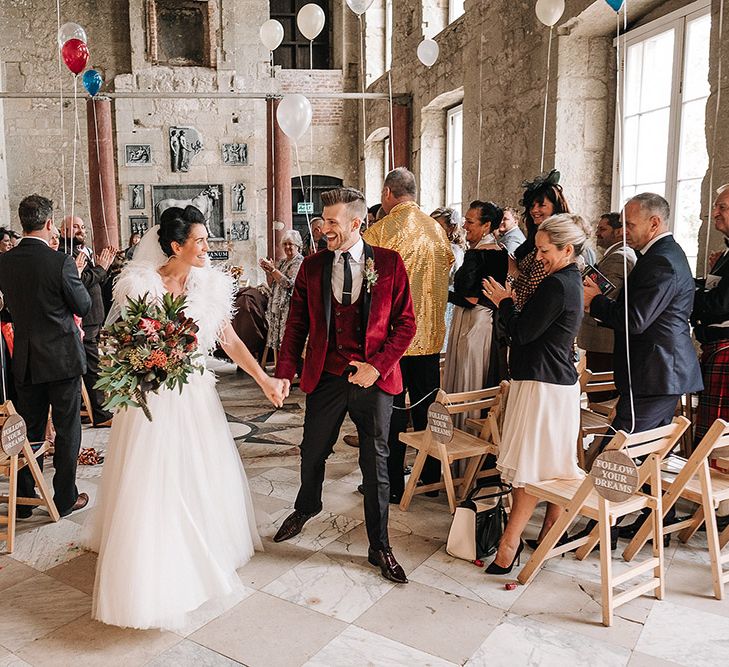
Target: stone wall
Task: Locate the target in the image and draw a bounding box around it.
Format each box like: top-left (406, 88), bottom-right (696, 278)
top-left (0, 0), bottom-right (131, 230)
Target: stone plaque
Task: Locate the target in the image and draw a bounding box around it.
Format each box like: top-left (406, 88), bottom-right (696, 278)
top-left (589, 450), bottom-right (639, 502)
top-left (427, 402), bottom-right (453, 444)
top-left (1, 414), bottom-right (27, 457)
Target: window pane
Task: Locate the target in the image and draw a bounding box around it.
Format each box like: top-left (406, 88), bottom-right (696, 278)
top-left (385, 0), bottom-right (393, 71)
top-left (622, 115), bottom-right (639, 185)
top-left (639, 29), bottom-right (675, 111)
top-left (678, 98), bottom-right (709, 180)
top-left (624, 44), bottom-right (644, 117)
top-left (636, 107), bottom-right (670, 184)
top-left (446, 106), bottom-right (463, 214)
top-left (674, 178), bottom-right (703, 273)
top-left (449, 0), bottom-right (465, 23)
top-left (683, 14), bottom-right (711, 101)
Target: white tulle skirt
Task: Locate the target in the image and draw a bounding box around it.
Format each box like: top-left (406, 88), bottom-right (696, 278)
top-left (83, 369), bottom-right (261, 631)
top-left (497, 379), bottom-right (584, 488)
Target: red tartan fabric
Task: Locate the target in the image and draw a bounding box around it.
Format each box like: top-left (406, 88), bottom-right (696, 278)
top-left (696, 340), bottom-right (729, 442)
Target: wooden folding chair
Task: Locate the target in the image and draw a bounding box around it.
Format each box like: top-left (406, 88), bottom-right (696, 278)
top-left (399, 384), bottom-right (507, 513)
top-left (577, 369), bottom-right (618, 470)
top-left (517, 417), bottom-right (690, 626)
top-left (0, 401), bottom-right (60, 554)
top-left (623, 418), bottom-right (729, 599)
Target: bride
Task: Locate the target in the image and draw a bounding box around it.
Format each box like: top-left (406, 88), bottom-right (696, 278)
top-left (84, 206), bottom-right (289, 631)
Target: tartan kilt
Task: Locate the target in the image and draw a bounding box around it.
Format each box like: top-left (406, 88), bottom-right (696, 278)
top-left (696, 340), bottom-right (729, 442)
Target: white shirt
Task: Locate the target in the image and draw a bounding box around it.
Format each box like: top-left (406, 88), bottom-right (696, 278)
top-left (332, 237), bottom-right (365, 303)
top-left (639, 231), bottom-right (672, 255)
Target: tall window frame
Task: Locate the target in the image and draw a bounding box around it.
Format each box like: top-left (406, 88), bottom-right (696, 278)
top-left (445, 104), bottom-right (463, 215)
top-left (613, 0), bottom-right (711, 272)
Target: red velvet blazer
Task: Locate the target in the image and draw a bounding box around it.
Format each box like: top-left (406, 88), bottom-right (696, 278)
top-left (275, 241), bottom-right (416, 395)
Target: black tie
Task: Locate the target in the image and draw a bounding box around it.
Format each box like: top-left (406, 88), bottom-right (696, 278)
top-left (341, 251), bottom-right (352, 306)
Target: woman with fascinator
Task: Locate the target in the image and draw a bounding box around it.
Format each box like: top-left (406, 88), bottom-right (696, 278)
top-left (84, 206), bottom-right (288, 631)
top-left (510, 170), bottom-right (571, 309)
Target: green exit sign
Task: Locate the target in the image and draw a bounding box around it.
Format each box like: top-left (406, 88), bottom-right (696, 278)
top-left (297, 202), bottom-right (314, 214)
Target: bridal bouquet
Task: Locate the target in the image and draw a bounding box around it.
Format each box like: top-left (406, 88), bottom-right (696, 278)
top-left (96, 293), bottom-right (204, 421)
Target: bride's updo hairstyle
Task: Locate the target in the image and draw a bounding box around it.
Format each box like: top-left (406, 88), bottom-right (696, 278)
top-left (158, 205), bottom-right (206, 257)
top-left (538, 213), bottom-right (592, 261)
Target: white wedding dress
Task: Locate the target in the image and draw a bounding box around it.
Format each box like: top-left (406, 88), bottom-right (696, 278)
top-left (84, 233), bottom-right (261, 631)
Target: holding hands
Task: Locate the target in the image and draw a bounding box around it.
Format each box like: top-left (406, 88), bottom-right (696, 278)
top-left (482, 276), bottom-right (512, 306)
top-left (261, 376), bottom-right (290, 408)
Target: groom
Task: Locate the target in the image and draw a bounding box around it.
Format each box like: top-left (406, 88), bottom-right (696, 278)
top-left (274, 187), bottom-right (416, 583)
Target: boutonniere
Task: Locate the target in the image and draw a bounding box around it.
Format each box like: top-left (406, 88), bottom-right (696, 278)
top-left (364, 257), bottom-right (378, 293)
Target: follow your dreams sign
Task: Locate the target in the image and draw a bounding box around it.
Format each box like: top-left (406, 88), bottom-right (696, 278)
top-left (427, 402), bottom-right (454, 444)
top-left (589, 450), bottom-right (639, 502)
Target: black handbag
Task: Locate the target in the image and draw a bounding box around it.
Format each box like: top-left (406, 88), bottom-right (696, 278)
top-left (446, 482), bottom-right (512, 561)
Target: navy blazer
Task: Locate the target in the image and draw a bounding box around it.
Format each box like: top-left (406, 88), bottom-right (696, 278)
top-left (0, 238), bottom-right (91, 384)
top-left (590, 235), bottom-right (703, 397)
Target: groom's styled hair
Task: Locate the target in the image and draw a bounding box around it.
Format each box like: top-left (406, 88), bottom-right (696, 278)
top-left (321, 187), bottom-right (367, 223)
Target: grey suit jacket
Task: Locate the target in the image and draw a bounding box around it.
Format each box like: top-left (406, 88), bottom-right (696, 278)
top-left (578, 243), bottom-right (637, 354)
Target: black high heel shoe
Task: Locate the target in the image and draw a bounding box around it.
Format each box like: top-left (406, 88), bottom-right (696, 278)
top-left (525, 533), bottom-right (571, 552)
top-left (485, 540), bottom-right (524, 575)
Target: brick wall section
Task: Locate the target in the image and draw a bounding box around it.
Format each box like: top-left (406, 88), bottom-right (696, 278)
top-left (278, 70), bottom-right (344, 126)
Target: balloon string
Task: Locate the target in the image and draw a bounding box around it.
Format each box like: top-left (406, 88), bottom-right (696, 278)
top-left (70, 74), bottom-right (79, 255)
top-left (91, 100), bottom-right (110, 247)
top-left (358, 15), bottom-right (367, 158)
top-left (270, 99), bottom-right (279, 256)
top-left (616, 1), bottom-right (635, 435)
top-left (704, 0), bottom-right (725, 278)
top-left (293, 142), bottom-right (313, 251)
top-left (309, 41), bottom-right (314, 223)
top-left (74, 100), bottom-right (95, 252)
top-left (540, 25), bottom-right (554, 174)
top-left (56, 0), bottom-right (67, 221)
top-left (387, 70), bottom-right (395, 169)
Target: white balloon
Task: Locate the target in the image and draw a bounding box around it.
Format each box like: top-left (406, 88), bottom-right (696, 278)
top-left (58, 22), bottom-right (87, 46)
top-left (535, 0), bottom-right (565, 26)
top-left (273, 221), bottom-right (285, 231)
top-left (276, 94), bottom-right (313, 141)
top-left (260, 19), bottom-right (284, 51)
top-left (297, 3), bottom-right (326, 41)
top-left (417, 39), bottom-right (439, 67)
top-left (346, 0), bottom-right (375, 16)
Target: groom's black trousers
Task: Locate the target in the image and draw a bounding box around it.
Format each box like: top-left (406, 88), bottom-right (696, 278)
top-left (295, 372), bottom-right (393, 551)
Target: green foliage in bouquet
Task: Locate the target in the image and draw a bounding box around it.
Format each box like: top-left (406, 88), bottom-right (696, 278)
top-left (95, 292), bottom-right (204, 421)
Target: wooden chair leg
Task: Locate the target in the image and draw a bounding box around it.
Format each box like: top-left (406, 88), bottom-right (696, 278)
top-left (439, 447), bottom-right (458, 513)
top-left (678, 505), bottom-right (705, 543)
top-left (599, 501), bottom-right (614, 627)
top-left (6, 454), bottom-right (18, 554)
top-left (457, 455), bottom-right (483, 503)
top-left (399, 448), bottom-right (428, 511)
top-left (260, 346), bottom-right (270, 368)
top-left (80, 382), bottom-right (94, 427)
top-left (575, 524), bottom-right (600, 560)
top-left (22, 442), bottom-right (59, 522)
top-left (698, 464), bottom-right (724, 600)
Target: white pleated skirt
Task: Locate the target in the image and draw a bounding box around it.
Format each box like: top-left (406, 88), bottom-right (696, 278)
top-left (497, 379), bottom-right (584, 488)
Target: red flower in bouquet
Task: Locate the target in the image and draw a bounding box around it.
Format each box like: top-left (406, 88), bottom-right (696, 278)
top-left (96, 292), bottom-right (204, 421)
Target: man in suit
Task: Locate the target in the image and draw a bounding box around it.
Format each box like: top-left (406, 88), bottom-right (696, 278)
top-left (0, 195), bottom-right (92, 518)
top-left (584, 193), bottom-right (703, 436)
top-left (60, 216), bottom-right (116, 426)
top-left (363, 168), bottom-right (454, 501)
top-left (274, 187), bottom-right (416, 583)
top-left (578, 212), bottom-right (637, 374)
top-left (692, 184), bottom-right (729, 443)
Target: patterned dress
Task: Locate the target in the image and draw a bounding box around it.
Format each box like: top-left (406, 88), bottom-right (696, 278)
top-left (265, 253), bottom-right (304, 349)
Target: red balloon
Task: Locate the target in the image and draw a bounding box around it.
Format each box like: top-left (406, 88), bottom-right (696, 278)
top-left (61, 38), bottom-right (89, 75)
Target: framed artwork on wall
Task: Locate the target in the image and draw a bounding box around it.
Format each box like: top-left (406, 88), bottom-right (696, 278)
top-left (152, 184), bottom-right (224, 240)
top-left (129, 184), bottom-right (145, 209)
top-left (129, 216), bottom-right (149, 236)
top-left (125, 145), bottom-right (152, 166)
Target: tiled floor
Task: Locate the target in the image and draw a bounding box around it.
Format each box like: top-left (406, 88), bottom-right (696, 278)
top-left (1, 358), bottom-right (728, 665)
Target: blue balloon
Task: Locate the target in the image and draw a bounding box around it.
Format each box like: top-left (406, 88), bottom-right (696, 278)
top-left (605, 0), bottom-right (624, 10)
top-left (82, 69), bottom-right (103, 97)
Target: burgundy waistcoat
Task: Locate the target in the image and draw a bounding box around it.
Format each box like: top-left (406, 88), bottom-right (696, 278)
top-left (322, 291), bottom-right (366, 375)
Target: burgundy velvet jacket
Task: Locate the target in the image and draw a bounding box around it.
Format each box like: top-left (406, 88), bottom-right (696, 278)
top-left (275, 241), bottom-right (416, 395)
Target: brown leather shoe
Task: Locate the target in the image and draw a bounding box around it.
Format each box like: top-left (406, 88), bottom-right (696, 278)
top-left (95, 419), bottom-right (113, 428)
top-left (343, 435), bottom-right (359, 448)
top-left (60, 492), bottom-right (89, 517)
top-left (368, 547), bottom-right (408, 584)
top-left (273, 510), bottom-right (317, 543)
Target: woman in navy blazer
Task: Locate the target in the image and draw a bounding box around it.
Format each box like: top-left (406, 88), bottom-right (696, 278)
top-left (483, 213), bottom-right (591, 574)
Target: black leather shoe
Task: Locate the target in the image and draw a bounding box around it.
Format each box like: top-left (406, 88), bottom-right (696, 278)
top-left (571, 520), bottom-right (618, 551)
top-left (273, 510), bottom-right (317, 543)
top-left (368, 547), bottom-right (408, 583)
top-left (16, 506), bottom-right (33, 519)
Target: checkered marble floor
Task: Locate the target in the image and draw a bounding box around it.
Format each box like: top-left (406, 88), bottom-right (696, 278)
top-left (1, 358), bottom-right (728, 666)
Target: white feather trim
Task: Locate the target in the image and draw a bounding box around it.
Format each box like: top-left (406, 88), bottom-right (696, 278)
top-left (110, 261), bottom-right (238, 353)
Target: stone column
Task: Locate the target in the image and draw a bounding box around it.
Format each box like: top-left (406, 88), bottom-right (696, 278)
top-left (271, 98), bottom-right (293, 261)
top-left (86, 98), bottom-right (119, 252)
top-left (392, 102), bottom-right (411, 170)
